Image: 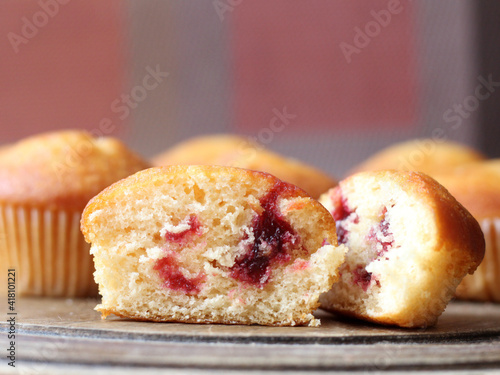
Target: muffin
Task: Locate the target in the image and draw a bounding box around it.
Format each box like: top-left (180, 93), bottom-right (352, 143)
top-left (319, 171), bottom-right (484, 327)
top-left (349, 139), bottom-right (485, 177)
top-left (0, 130), bottom-right (150, 297)
top-left (81, 166), bottom-right (347, 326)
top-left (433, 160), bottom-right (500, 302)
top-left (152, 134), bottom-right (337, 199)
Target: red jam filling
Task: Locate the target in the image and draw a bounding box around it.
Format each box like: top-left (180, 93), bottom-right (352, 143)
top-left (164, 215), bottom-right (202, 243)
top-left (352, 266), bottom-right (379, 292)
top-left (352, 266), bottom-right (372, 291)
top-left (350, 207), bottom-right (392, 292)
top-left (377, 221), bottom-right (392, 257)
top-left (154, 254), bottom-right (205, 295)
top-left (330, 188), bottom-right (358, 244)
top-left (367, 206), bottom-right (394, 257)
top-left (330, 187), bottom-right (351, 222)
top-left (230, 181), bottom-right (301, 287)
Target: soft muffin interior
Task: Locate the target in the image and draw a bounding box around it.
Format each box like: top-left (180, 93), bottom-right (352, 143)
top-left (85, 167), bottom-right (345, 326)
top-left (319, 173), bottom-right (464, 327)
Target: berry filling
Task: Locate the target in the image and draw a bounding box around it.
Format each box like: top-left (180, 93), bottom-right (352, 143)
top-left (331, 188), bottom-right (351, 222)
top-left (331, 192), bottom-right (392, 292)
top-left (351, 206), bottom-right (394, 292)
top-left (352, 266), bottom-right (379, 292)
top-left (154, 254), bottom-right (206, 295)
top-left (164, 214), bottom-right (202, 243)
top-left (329, 187), bottom-right (358, 244)
top-left (367, 206), bottom-right (394, 258)
top-left (352, 266), bottom-right (372, 291)
top-left (230, 181), bottom-right (301, 287)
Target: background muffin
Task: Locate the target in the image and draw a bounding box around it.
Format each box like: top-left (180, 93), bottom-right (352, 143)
top-left (152, 134), bottom-right (337, 199)
top-left (349, 139), bottom-right (485, 177)
top-left (433, 160), bottom-right (500, 302)
top-left (0, 130), bottom-right (150, 297)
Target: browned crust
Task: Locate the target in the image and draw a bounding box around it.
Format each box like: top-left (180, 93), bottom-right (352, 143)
top-left (432, 160), bottom-right (500, 220)
top-left (349, 139), bottom-right (485, 177)
top-left (81, 165), bottom-right (313, 243)
top-left (0, 130), bottom-right (151, 211)
top-left (151, 134), bottom-right (337, 199)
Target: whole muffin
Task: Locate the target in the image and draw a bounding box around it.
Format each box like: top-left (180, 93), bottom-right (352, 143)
top-left (433, 160), bottom-right (500, 302)
top-left (0, 130), bottom-right (150, 297)
top-left (152, 134), bottom-right (337, 199)
top-left (349, 139), bottom-right (485, 177)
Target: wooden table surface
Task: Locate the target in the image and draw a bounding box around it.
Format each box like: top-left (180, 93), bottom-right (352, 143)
top-left (1, 297), bottom-right (500, 374)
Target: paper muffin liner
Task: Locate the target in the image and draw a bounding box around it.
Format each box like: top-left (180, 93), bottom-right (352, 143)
top-left (0, 205), bottom-right (97, 297)
top-left (456, 218), bottom-right (500, 302)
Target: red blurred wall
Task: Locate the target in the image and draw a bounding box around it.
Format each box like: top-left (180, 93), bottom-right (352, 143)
top-left (0, 0), bottom-right (127, 143)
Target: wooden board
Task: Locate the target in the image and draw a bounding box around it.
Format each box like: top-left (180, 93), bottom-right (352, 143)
top-left (1, 297), bottom-right (500, 374)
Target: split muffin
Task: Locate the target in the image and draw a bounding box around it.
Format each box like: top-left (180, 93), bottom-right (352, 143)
top-left (319, 170), bottom-right (484, 327)
top-left (81, 166), bottom-right (347, 326)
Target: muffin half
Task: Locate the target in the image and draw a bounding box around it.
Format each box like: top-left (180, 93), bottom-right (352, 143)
top-left (81, 166), bottom-right (346, 326)
top-left (319, 170), bottom-right (484, 327)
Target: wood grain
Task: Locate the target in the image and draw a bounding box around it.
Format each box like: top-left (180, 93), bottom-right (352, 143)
top-left (0, 297), bottom-right (499, 374)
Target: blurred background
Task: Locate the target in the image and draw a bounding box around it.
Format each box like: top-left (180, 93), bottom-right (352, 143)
top-left (1, 0), bottom-right (499, 177)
